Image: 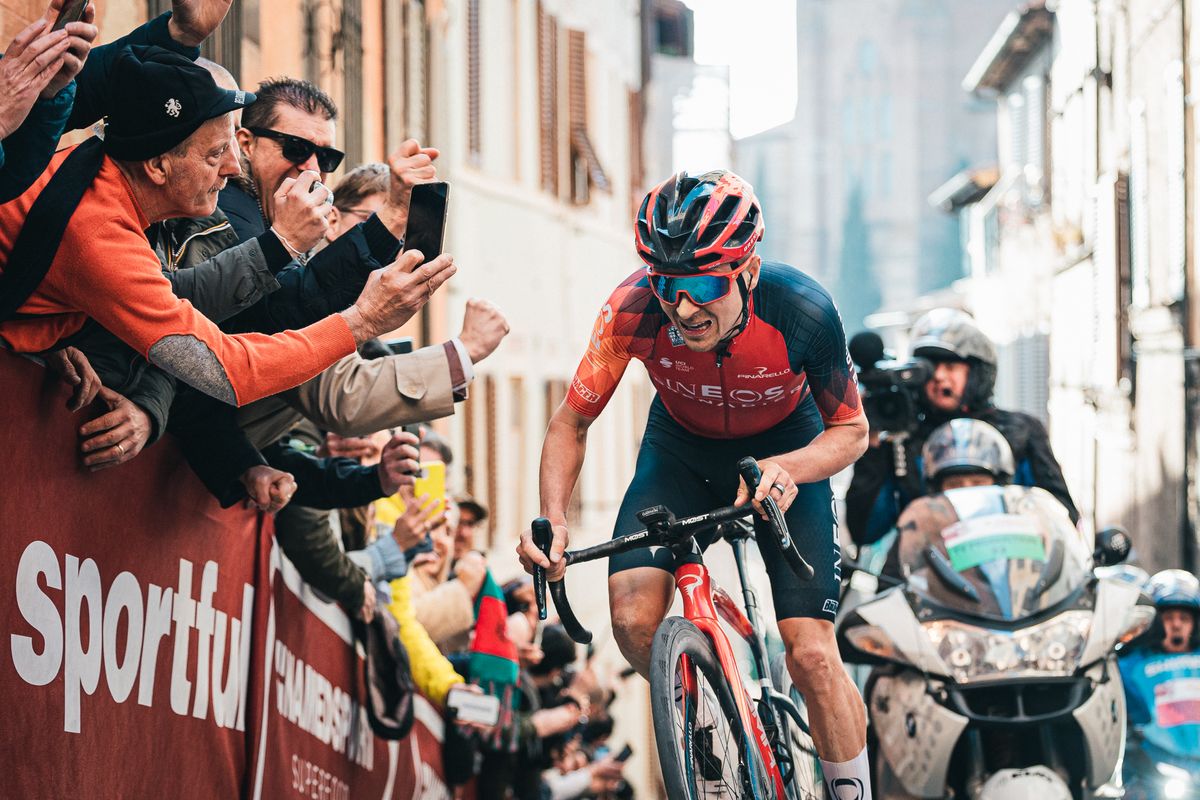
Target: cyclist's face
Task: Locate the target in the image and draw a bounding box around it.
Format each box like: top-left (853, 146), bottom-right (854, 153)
top-left (658, 257), bottom-right (761, 352)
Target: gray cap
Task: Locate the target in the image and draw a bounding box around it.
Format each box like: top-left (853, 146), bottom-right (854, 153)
top-left (910, 308), bottom-right (997, 368)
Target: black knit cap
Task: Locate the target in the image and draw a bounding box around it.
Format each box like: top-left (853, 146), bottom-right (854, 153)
top-left (103, 45), bottom-right (256, 161)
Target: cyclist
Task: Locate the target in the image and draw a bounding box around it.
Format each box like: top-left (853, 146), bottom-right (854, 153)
top-left (518, 170), bottom-right (873, 797)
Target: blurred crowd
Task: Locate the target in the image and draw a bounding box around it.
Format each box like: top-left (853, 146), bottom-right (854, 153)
top-left (0, 1), bottom-right (631, 796)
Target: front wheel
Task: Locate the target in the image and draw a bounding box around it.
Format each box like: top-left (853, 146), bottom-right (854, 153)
top-left (650, 617), bottom-right (774, 799)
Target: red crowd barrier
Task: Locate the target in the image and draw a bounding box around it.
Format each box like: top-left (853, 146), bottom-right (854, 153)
top-left (0, 352), bottom-right (448, 799)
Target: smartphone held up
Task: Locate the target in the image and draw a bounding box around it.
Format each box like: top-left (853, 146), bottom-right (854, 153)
top-left (403, 182), bottom-right (450, 265)
top-left (52, 0), bottom-right (89, 30)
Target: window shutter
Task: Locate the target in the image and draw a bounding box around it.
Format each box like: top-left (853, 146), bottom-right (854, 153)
top-left (1008, 91), bottom-right (1028, 176)
top-left (1166, 60), bottom-right (1186, 301)
top-left (1129, 100), bottom-right (1150, 308)
top-left (467, 0), bottom-right (481, 163)
top-left (384, 0), bottom-right (405, 148)
top-left (199, 0), bottom-right (243, 81)
top-left (567, 29), bottom-right (609, 202)
top-left (484, 374), bottom-right (498, 542)
top-left (1024, 75), bottom-right (1045, 204)
top-left (628, 87), bottom-right (643, 213)
top-left (341, 0), bottom-right (363, 167)
top-left (537, 3), bottom-right (559, 195)
top-left (407, 0), bottom-right (429, 141)
top-left (1114, 172), bottom-right (1135, 392)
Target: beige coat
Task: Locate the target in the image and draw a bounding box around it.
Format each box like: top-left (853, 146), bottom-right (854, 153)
top-left (239, 343), bottom-right (457, 449)
top-left (407, 560), bottom-right (476, 654)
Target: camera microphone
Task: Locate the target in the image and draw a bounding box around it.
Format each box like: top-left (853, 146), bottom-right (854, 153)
top-left (848, 331), bottom-right (886, 370)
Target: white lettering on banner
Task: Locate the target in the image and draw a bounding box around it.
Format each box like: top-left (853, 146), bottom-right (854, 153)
top-left (291, 754), bottom-right (350, 800)
top-left (273, 641), bottom-right (373, 770)
top-left (415, 762), bottom-right (451, 800)
top-left (9, 540), bottom-right (254, 734)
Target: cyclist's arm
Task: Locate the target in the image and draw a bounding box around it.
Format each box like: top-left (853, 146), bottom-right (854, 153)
top-left (523, 402), bottom-right (597, 579)
top-left (540, 402), bottom-right (597, 524)
top-left (519, 278), bottom-right (639, 576)
top-left (779, 276), bottom-right (869, 482)
top-left (770, 412), bottom-right (868, 484)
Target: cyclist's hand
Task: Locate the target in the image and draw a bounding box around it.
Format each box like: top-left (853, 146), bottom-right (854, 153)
top-left (734, 459), bottom-right (798, 519)
top-left (517, 520), bottom-right (569, 582)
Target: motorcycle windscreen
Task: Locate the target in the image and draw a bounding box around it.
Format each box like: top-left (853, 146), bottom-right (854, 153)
top-left (895, 486), bottom-right (1092, 621)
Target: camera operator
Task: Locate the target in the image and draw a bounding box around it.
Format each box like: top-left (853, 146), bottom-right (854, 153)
top-left (845, 308), bottom-right (1079, 546)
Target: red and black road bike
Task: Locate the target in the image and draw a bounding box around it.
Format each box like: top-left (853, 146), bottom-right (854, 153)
top-left (532, 458), bottom-right (825, 799)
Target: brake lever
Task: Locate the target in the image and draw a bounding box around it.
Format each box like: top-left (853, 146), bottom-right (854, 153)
top-left (736, 456), bottom-right (816, 581)
top-left (530, 517), bottom-right (594, 643)
top-left (532, 517), bottom-right (552, 620)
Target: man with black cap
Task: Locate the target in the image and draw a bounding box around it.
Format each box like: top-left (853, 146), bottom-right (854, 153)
top-left (0, 47), bottom-right (455, 414)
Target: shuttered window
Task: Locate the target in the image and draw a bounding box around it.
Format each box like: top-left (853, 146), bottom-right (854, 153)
top-left (384, 0), bottom-right (405, 146)
top-left (537, 2), bottom-right (559, 195)
top-left (1129, 100), bottom-right (1150, 308)
top-left (568, 29), bottom-right (609, 204)
top-left (341, 0), bottom-right (363, 167)
top-left (407, 0), bottom-right (429, 141)
top-left (467, 0), bottom-right (481, 163)
top-left (484, 374), bottom-right (498, 542)
top-left (1166, 60), bottom-right (1186, 302)
top-left (628, 88), bottom-right (643, 214)
top-left (1114, 172), bottom-right (1135, 396)
top-left (172, 0), bottom-right (242, 80)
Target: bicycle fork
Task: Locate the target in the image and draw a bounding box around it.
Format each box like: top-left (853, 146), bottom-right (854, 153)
top-left (675, 560), bottom-right (786, 796)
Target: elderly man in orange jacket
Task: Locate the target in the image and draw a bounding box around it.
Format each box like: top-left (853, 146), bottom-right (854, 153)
top-left (0, 46), bottom-right (454, 410)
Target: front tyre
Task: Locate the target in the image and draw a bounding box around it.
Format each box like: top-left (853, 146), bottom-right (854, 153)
top-left (650, 617), bottom-right (773, 799)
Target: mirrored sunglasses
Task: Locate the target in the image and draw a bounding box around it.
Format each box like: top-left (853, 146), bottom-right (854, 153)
top-left (648, 262), bottom-right (750, 306)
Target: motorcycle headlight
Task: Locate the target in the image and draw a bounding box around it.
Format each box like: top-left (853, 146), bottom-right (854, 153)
top-left (922, 610), bottom-right (1092, 683)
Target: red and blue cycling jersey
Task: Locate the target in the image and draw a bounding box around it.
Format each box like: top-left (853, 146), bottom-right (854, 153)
top-left (567, 261), bottom-right (863, 439)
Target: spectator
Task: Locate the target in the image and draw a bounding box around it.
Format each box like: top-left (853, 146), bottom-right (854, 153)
top-left (0, 47), bottom-right (454, 407)
top-left (454, 496), bottom-right (489, 560)
top-left (1, 0), bottom-right (96, 201)
top-left (398, 504), bottom-right (487, 652)
top-left (326, 162), bottom-right (388, 242)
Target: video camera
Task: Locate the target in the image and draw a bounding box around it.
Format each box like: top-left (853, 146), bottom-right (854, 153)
top-left (848, 331), bottom-right (932, 435)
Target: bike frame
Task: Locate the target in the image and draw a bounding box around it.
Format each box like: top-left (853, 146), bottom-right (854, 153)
top-left (672, 551), bottom-right (787, 796)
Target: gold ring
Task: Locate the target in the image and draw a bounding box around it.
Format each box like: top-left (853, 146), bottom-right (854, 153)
top-left (116, 442), bottom-right (125, 456)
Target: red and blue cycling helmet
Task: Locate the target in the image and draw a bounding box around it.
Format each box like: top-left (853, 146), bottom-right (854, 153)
top-left (635, 170), bottom-right (765, 275)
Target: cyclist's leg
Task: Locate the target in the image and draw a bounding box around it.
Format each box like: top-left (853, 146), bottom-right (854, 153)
top-left (608, 402), bottom-right (721, 677)
top-left (761, 480), bottom-right (871, 798)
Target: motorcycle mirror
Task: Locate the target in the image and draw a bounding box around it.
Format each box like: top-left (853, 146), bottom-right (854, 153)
top-left (1094, 526), bottom-right (1132, 567)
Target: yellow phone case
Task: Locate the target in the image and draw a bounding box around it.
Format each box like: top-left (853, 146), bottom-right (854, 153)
top-left (374, 461), bottom-right (447, 530)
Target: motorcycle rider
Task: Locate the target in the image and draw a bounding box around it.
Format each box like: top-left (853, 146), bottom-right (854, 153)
top-left (1119, 569), bottom-right (1200, 792)
top-left (846, 308), bottom-right (1079, 547)
top-left (879, 417), bottom-right (1014, 580)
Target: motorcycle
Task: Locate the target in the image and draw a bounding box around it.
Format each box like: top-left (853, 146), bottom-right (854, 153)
top-left (836, 485), bottom-right (1156, 800)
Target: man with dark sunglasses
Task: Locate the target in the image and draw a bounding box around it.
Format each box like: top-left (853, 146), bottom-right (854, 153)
top-left (220, 76), bottom-right (347, 247)
top-left (519, 170), bottom-right (875, 798)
